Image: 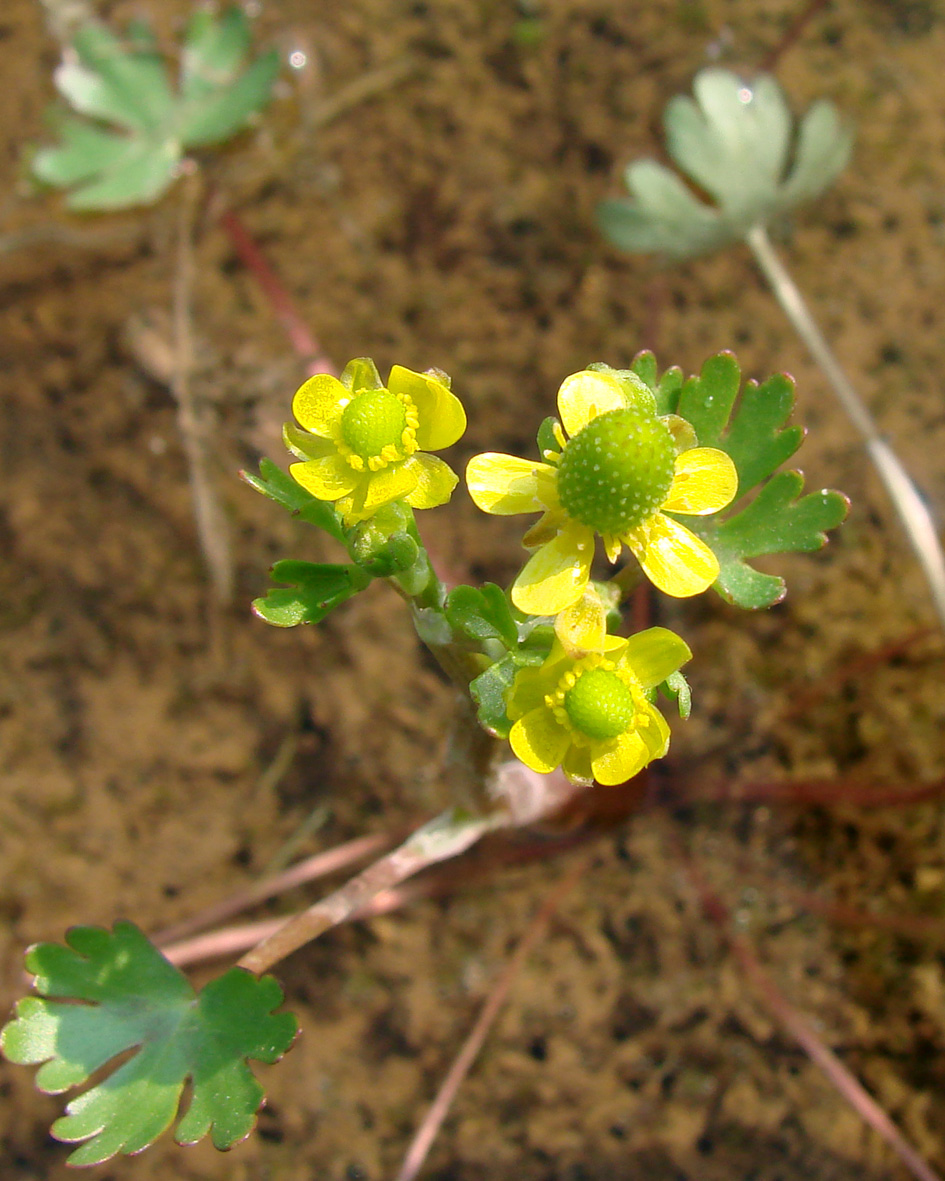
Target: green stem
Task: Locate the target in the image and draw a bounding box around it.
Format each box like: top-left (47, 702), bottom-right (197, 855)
top-left (746, 223), bottom-right (945, 635)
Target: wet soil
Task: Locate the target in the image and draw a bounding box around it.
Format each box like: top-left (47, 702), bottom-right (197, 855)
top-left (2, 1), bottom-right (945, 1178)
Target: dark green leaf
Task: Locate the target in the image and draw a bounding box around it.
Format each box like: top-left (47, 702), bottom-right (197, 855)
top-left (470, 651), bottom-right (543, 738)
top-left (446, 583), bottom-right (518, 649)
top-left (1, 922), bottom-right (296, 1166)
top-left (253, 561), bottom-right (371, 627)
top-left (241, 460), bottom-right (346, 541)
top-left (637, 350), bottom-right (848, 608)
top-left (695, 472), bottom-right (849, 608)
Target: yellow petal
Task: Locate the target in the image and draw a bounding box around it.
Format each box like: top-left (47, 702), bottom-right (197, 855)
top-left (292, 374), bottom-right (348, 437)
top-left (591, 729), bottom-right (650, 786)
top-left (637, 700), bottom-right (671, 758)
top-left (522, 510), bottom-right (565, 550)
top-left (617, 626), bottom-right (692, 689)
top-left (625, 513), bottom-right (720, 597)
top-left (602, 533), bottom-right (623, 564)
top-left (362, 461), bottom-right (419, 513)
top-left (662, 447), bottom-right (738, 515)
top-left (511, 524), bottom-right (594, 615)
top-left (388, 365), bottom-right (467, 450)
top-left (403, 453), bottom-right (459, 510)
top-left (466, 454), bottom-right (547, 515)
top-left (506, 667), bottom-right (549, 721)
top-left (509, 707), bottom-right (571, 774)
top-left (554, 588), bottom-right (607, 657)
top-left (562, 744), bottom-right (594, 785)
top-left (283, 421), bottom-right (336, 461)
top-left (557, 370), bottom-right (629, 438)
top-left (290, 455), bottom-right (360, 502)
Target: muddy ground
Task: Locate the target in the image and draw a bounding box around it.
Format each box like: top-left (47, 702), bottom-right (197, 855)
top-left (2, 0), bottom-right (945, 1178)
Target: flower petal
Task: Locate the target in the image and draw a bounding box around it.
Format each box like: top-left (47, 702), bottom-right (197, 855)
top-left (617, 626), bottom-right (692, 689)
top-left (509, 706), bottom-right (571, 774)
top-left (388, 365), bottom-right (466, 450)
top-left (591, 729), bottom-right (650, 786)
top-left (290, 455), bottom-right (360, 502)
top-left (557, 370), bottom-right (629, 438)
top-left (554, 588), bottom-right (607, 656)
top-left (466, 454), bottom-right (547, 515)
top-left (362, 461), bottom-right (419, 513)
top-left (283, 421), bottom-right (336, 461)
top-left (624, 513), bottom-right (720, 597)
top-left (662, 447), bottom-right (737, 515)
top-left (562, 744), bottom-right (593, 785)
top-left (637, 699), bottom-right (671, 759)
top-left (403, 453), bottom-right (458, 510)
top-left (506, 668), bottom-right (549, 721)
top-left (511, 524), bottom-right (594, 615)
top-left (522, 510), bottom-right (565, 550)
top-left (292, 374), bottom-right (348, 437)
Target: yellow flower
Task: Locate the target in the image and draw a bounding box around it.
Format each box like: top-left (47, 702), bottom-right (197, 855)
top-left (508, 627), bottom-right (691, 785)
top-left (286, 359), bottom-right (466, 526)
top-left (466, 369), bottom-right (738, 615)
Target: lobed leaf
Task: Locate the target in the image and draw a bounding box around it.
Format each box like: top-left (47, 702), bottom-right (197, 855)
top-left (470, 650), bottom-right (544, 738)
top-left (253, 560), bottom-right (371, 627)
top-left (241, 459), bottom-right (347, 541)
top-left (446, 583), bottom-right (518, 650)
top-left (1, 922), bottom-right (297, 1166)
top-left (642, 352), bottom-right (847, 608)
top-left (35, 10), bottom-right (278, 211)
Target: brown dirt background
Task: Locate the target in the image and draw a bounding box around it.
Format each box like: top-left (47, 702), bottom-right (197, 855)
top-left (2, 0), bottom-right (945, 1178)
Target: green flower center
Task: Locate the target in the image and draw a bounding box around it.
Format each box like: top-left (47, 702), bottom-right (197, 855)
top-left (556, 408), bottom-right (676, 535)
top-left (564, 667), bottom-right (636, 741)
top-left (341, 389), bottom-right (408, 461)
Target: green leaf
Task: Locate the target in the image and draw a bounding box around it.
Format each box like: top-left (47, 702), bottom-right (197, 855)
top-left (666, 352), bottom-right (848, 608)
top-left (64, 138), bottom-right (178, 211)
top-left (470, 651), bottom-right (543, 738)
top-left (178, 50), bottom-right (279, 148)
top-left (57, 23), bottom-right (173, 132)
top-left (701, 472), bottom-right (849, 608)
top-left (253, 560), bottom-right (371, 627)
top-left (241, 459), bottom-right (346, 541)
top-left (1, 922), bottom-right (296, 1166)
top-left (598, 68), bottom-right (853, 261)
top-left (630, 350), bottom-right (683, 416)
top-left (32, 117), bottom-right (132, 187)
top-left (181, 8), bottom-right (252, 102)
top-left (34, 13), bottom-right (277, 211)
top-left (446, 583), bottom-right (518, 649)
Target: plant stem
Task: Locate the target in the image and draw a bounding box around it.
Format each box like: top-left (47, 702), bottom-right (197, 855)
top-left (237, 808), bottom-right (503, 976)
top-left (172, 176), bottom-right (234, 606)
top-left (746, 223), bottom-right (945, 635)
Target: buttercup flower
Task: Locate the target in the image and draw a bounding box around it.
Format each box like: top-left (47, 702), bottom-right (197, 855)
top-left (508, 627), bottom-right (691, 785)
top-left (286, 359), bottom-right (466, 526)
top-left (466, 369), bottom-right (738, 615)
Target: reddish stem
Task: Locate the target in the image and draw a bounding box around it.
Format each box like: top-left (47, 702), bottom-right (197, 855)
top-left (758, 0), bottom-right (833, 74)
top-left (217, 208), bottom-right (338, 377)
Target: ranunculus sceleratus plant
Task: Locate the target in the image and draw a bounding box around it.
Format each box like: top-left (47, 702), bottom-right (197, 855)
top-left (1, 352), bottom-right (847, 1166)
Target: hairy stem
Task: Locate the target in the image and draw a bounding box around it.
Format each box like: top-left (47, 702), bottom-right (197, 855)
top-left (746, 223), bottom-right (945, 635)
